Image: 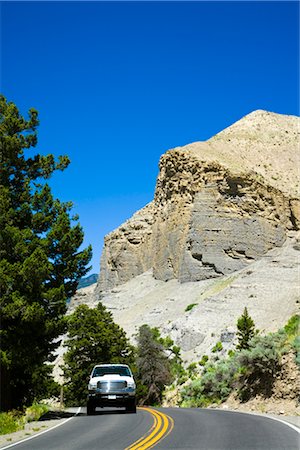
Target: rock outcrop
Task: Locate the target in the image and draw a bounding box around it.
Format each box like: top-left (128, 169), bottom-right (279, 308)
top-left (97, 110), bottom-right (300, 293)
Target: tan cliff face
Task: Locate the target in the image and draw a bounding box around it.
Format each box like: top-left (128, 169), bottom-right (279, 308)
top-left (97, 110), bottom-right (300, 294)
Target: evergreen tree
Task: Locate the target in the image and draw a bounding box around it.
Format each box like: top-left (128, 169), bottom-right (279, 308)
top-left (0, 95), bottom-right (92, 411)
top-left (63, 304), bottom-right (134, 405)
top-left (236, 307), bottom-right (255, 350)
top-left (136, 325), bottom-right (172, 405)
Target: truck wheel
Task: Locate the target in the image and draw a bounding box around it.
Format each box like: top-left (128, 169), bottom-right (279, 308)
top-left (126, 398), bottom-right (136, 413)
top-left (87, 400), bottom-right (95, 415)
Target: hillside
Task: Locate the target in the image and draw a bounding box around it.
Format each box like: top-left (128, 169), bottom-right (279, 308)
top-left (58, 111), bottom-right (300, 386)
top-left (77, 273), bottom-right (98, 289)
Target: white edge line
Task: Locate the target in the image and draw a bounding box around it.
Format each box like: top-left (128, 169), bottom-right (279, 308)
top-left (1, 407), bottom-right (81, 450)
top-left (262, 414), bottom-right (300, 435)
top-left (211, 407), bottom-right (300, 435)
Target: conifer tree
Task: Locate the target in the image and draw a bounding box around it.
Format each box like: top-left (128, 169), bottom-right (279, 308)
top-left (0, 95), bottom-right (92, 410)
top-left (63, 304), bottom-right (134, 405)
top-left (236, 307), bottom-right (255, 350)
top-left (136, 325), bottom-right (172, 405)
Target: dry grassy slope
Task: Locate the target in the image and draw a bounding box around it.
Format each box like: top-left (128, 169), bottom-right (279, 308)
top-left (182, 110), bottom-right (299, 197)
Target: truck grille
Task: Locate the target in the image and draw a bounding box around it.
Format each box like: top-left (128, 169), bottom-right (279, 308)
top-left (97, 381), bottom-right (127, 391)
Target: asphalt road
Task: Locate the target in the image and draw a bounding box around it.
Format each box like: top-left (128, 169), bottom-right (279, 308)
top-left (2, 407), bottom-right (299, 450)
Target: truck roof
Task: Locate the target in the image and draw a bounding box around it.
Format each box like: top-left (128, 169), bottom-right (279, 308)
top-left (93, 364), bottom-right (129, 367)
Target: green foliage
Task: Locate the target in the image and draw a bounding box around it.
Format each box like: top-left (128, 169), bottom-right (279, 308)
top-left (148, 328), bottom-right (186, 383)
top-left (181, 358), bottom-right (238, 407)
top-left (187, 362), bottom-right (198, 378)
top-left (63, 303), bottom-right (134, 406)
top-left (236, 307), bottom-right (255, 350)
top-left (293, 336), bottom-right (300, 367)
top-left (284, 314), bottom-right (300, 337)
top-left (0, 96), bottom-right (92, 410)
top-left (282, 315), bottom-right (300, 367)
top-left (0, 411), bottom-right (24, 435)
top-left (198, 355), bottom-right (209, 366)
top-left (25, 402), bottom-right (48, 423)
top-left (0, 402), bottom-right (48, 435)
top-left (211, 341), bottom-right (223, 353)
top-left (180, 315), bottom-right (298, 408)
top-left (185, 303), bottom-right (198, 312)
top-left (236, 332), bottom-right (284, 401)
top-left (135, 325), bottom-right (175, 405)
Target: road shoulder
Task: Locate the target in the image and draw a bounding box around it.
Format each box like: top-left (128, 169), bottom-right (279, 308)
top-left (0, 408), bottom-right (80, 449)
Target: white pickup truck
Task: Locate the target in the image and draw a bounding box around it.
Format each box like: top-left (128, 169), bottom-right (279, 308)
top-left (87, 364), bottom-right (136, 414)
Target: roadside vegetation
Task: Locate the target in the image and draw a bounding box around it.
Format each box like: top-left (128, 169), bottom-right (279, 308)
top-left (63, 304), bottom-right (135, 406)
top-left (134, 325), bottom-right (184, 405)
top-left (179, 312), bottom-right (299, 407)
top-left (0, 402), bottom-right (48, 435)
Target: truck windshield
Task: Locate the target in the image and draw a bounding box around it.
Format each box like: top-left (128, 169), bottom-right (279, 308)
top-left (92, 366), bottom-right (131, 377)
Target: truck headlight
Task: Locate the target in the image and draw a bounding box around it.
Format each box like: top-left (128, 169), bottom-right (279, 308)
top-left (88, 383), bottom-right (97, 390)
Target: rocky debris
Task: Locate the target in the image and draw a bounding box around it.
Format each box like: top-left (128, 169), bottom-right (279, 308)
top-left (98, 110), bottom-right (300, 292)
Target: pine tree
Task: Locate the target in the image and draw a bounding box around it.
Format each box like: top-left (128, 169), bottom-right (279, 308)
top-left (236, 307), bottom-right (255, 350)
top-left (0, 95), bottom-right (92, 411)
top-left (136, 325), bottom-right (172, 405)
top-left (63, 304), bottom-right (134, 405)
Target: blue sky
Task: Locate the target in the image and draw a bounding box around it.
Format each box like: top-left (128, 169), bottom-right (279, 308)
top-left (1, 1), bottom-right (299, 274)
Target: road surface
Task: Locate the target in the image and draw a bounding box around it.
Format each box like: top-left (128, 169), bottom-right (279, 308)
top-left (2, 407), bottom-right (299, 450)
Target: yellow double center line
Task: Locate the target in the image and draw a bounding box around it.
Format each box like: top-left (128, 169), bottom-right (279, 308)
top-left (125, 407), bottom-right (174, 450)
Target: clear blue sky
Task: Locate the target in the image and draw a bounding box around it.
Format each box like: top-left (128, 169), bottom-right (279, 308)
top-left (1, 1), bottom-right (299, 274)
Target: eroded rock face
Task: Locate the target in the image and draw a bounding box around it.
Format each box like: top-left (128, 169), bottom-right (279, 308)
top-left (98, 111), bottom-right (300, 293)
top-left (97, 203), bottom-right (155, 293)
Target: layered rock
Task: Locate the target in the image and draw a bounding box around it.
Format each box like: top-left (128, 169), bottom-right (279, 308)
top-left (98, 110), bottom-right (300, 293)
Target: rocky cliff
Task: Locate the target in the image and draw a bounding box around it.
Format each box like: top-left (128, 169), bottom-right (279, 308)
top-left (97, 110), bottom-right (300, 294)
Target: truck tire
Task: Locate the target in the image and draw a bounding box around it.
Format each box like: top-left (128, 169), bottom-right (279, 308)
top-left (87, 399), bottom-right (95, 415)
top-left (126, 398), bottom-right (136, 413)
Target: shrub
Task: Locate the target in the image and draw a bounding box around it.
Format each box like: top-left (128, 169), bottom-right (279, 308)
top-left (185, 303), bottom-right (198, 312)
top-left (235, 333), bottom-right (284, 401)
top-left (292, 336), bottom-right (300, 368)
top-left (198, 355), bottom-right (209, 366)
top-left (284, 314), bottom-right (300, 337)
top-left (25, 402), bottom-right (48, 423)
top-left (0, 402), bottom-right (48, 435)
top-left (211, 342), bottom-right (223, 353)
top-left (181, 357), bottom-right (239, 407)
top-left (0, 411), bottom-right (24, 435)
